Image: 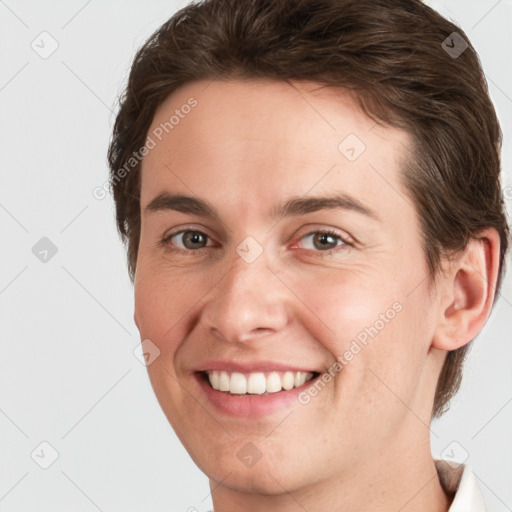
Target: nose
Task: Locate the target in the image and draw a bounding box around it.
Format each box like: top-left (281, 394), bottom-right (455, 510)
top-left (200, 250), bottom-right (290, 344)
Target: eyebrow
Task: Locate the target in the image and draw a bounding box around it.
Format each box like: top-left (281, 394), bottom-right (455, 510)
top-left (144, 192), bottom-right (380, 222)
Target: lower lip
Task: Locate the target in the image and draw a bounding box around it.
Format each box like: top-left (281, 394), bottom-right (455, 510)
top-left (195, 373), bottom-right (317, 418)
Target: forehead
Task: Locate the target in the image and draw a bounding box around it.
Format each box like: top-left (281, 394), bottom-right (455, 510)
top-left (140, 79), bottom-right (413, 219)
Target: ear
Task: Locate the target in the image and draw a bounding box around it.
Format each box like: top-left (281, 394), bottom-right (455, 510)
top-left (431, 228), bottom-right (501, 351)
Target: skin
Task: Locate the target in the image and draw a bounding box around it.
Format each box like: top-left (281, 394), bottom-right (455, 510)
top-left (133, 78), bottom-right (500, 512)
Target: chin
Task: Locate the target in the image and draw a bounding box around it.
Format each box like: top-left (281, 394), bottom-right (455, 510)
top-left (188, 437), bottom-right (320, 497)
top-left (205, 459), bottom-right (301, 495)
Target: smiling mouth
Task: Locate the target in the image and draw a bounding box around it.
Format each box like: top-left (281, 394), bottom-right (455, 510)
top-left (200, 370), bottom-right (320, 396)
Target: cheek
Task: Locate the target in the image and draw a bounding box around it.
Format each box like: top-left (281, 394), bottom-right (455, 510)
top-left (291, 257), bottom-right (433, 392)
top-left (133, 265), bottom-right (204, 352)
top-left (288, 264), bottom-right (403, 350)
top-left (347, 283), bottom-right (437, 415)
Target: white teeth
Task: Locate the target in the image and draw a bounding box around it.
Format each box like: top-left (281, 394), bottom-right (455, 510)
top-left (295, 372), bottom-right (307, 387)
top-left (218, 371), bottom-right (230, 391)
top-left (247, 372), bottom-right (266, 394)
top-left (230, 372), bottom-right (247, 394)
top-left (282, 371), bottom-right (294, 390)
top-left (210, 370), bottom-right (219, 390)
top-left (206, 370), bottom-right (315, 395)
top-left (266, 372), bottom-right (282, 393)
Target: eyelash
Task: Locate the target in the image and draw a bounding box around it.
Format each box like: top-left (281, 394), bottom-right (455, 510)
top-left (159, 228), bottom-right (351, 256)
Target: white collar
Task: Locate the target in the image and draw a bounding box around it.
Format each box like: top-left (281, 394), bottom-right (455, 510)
top-left (434, 459), bottom-right (487, 511)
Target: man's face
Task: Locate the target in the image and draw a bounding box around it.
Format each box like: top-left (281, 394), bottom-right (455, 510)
top-left (134, 79), bottom-right (443, 492)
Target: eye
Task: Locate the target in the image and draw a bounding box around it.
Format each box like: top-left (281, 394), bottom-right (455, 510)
top-left (295, 229), bottom-right (350, 253)
top-left (160, 229), bottom-right (213, 253)
top-left (159, 227), bottom-right (351, 255)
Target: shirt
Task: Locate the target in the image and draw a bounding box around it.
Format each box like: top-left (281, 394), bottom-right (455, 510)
top-left (435, 459), bottom-right (487, 511)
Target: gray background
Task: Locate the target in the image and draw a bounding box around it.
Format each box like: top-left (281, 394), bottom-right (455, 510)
top-left (1, 0), bottom-right (511, 510)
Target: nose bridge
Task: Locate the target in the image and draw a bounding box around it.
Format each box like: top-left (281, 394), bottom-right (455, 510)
top-left (202, 242), bottom-right (288, 343)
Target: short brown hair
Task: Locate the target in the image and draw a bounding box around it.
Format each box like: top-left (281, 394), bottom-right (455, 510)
top-left (107, 0), bottom-right (510, 418)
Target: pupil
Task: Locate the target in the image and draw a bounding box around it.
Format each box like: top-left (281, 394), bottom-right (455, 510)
top-left (186, 232), bottom-right (204, 248)
top-left (316, 233), bottom-right (335, 249)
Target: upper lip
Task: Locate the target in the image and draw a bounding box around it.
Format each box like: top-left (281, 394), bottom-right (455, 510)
top-left (194, 360), bottom-right (322, 374)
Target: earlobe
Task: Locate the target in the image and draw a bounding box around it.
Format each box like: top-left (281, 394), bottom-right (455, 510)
top-left (431, 228), bottom-right (501, 351)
